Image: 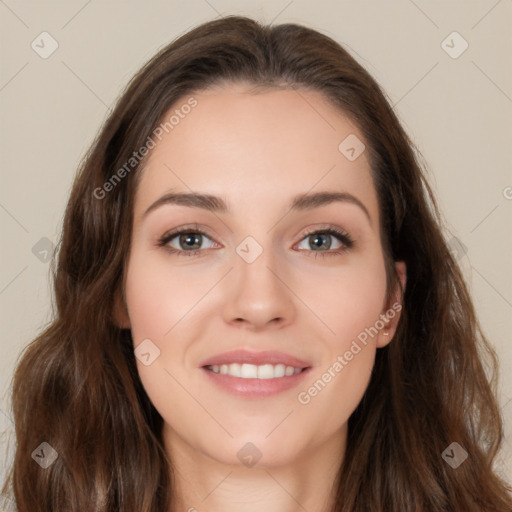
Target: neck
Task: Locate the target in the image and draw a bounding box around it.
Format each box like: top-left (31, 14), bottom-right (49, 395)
top-left (164, 425), bottom-right (346, 512)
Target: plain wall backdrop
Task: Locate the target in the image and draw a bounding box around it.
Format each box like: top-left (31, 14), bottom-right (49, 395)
top-left (1, 0), bottom-right (511, 493)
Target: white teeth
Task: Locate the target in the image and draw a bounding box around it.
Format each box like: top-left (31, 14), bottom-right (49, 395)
top-left (257, 364), bottom-right (275, 379)
top-left (229, 363), bottom-right (241, 377)
top-left (240, 363), bottom-right (258, 378)
top-left (273, 364), bottom-right (285, 378)
top-left (208, 362), bottom-right (303, 379)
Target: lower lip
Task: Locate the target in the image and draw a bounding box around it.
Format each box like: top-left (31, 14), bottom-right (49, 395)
top-left (201, 367), bottom-right (312, 398)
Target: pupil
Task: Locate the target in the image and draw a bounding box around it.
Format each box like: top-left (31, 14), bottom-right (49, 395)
top-left (181, 233), bottom-right (200, 249)
top-left (311, 234), bottom-right (330, 250)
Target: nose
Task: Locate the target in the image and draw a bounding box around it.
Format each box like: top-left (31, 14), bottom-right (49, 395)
top-left (221, 245), bottom-right (296, 332)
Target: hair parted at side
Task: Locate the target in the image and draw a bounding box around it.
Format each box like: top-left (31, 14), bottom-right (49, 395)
top-left (2, 15), bottom-right (511, 512)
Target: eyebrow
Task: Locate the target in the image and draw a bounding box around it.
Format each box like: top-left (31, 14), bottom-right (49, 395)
top-left (142, 190), bottom-right (371, 223)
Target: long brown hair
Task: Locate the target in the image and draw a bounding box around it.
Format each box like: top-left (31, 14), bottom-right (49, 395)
top-left (2, 15), bottom-right (511, 511)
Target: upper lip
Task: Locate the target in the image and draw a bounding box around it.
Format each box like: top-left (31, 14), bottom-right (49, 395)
top-left (199, 349), bottom-right (312, 369)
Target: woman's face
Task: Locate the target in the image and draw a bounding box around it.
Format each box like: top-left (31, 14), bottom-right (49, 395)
top-left (116, 83), bottom-right (405, 468)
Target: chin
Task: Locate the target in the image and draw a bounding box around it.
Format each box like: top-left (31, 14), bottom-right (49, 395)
top-left (209, 432), bottom-right (308, 468)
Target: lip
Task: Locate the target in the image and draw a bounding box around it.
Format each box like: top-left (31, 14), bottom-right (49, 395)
top-left (198, 349), bottom-right (312, 369)
top-left (198, 349), bottom-right (313, 399)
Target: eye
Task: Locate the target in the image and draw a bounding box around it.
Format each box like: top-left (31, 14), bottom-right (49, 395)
top-left (158, 225), bottom-right (217, 257)
top-left (295, 227), bottom-right (354, 258)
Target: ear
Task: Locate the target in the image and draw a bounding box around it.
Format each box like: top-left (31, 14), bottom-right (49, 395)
top-left (377, 261), bottom-right (406, 348)
top-left (112, 287), bottom-right (131, 329)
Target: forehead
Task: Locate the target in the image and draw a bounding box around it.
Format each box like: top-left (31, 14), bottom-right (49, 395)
top-left (134, 84), bottom-right (378, 223)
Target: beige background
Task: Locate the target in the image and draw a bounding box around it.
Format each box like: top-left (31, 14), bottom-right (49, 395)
top-left (1, 0), bottom-right (511, 492)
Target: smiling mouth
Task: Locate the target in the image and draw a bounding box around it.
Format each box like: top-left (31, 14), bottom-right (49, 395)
top-left (204, 363), bottom-right (308, 379)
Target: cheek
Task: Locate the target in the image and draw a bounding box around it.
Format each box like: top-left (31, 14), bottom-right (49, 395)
top-left (299, 252), bottom-right (388, 345)
top-left (124, 251), bottom-right (208, 342)
top-left (293, 253), bottom-right (387, 424)
top-left (123, 252), bottom-right (206, 422)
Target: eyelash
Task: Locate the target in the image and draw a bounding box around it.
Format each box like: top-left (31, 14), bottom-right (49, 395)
top-left (157, 225), bottom-right (355, 258)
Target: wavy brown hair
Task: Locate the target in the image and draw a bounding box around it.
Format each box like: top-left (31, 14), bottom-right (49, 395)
top-left (2, 15), bottom-right (511, 512)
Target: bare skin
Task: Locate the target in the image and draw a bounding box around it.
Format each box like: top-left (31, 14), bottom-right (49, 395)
top-left (115, 82), bottom-right (406, 512)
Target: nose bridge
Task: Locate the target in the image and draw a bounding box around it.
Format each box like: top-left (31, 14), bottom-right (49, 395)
top-left (222, 232), bottom-right (295, 329)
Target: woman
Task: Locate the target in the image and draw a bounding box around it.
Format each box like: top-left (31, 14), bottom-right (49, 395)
top-left (2, 15), bottom-right (511, 512)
